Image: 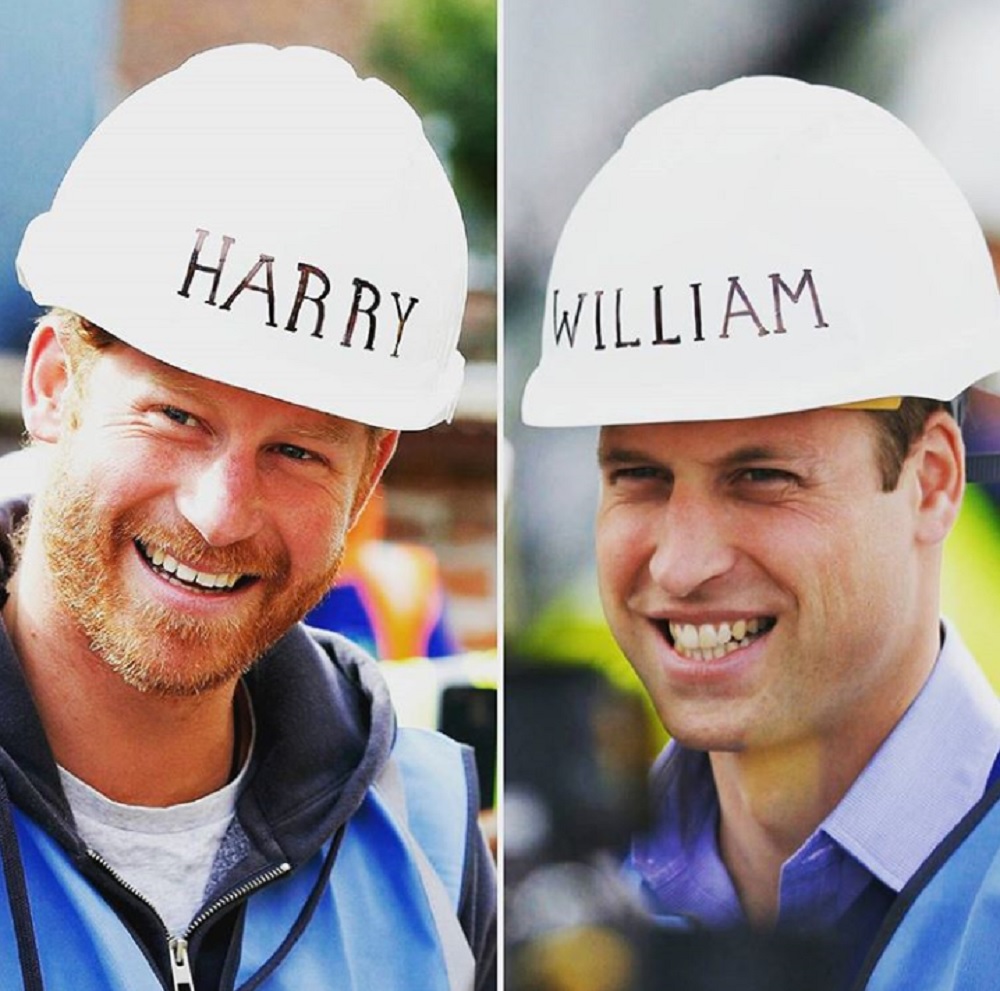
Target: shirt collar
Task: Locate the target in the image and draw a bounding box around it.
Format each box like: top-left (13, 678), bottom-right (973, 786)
top-left (823, 620), bottom-right (1000, 891)
top-left (629, 744), bottom-right (745, 926)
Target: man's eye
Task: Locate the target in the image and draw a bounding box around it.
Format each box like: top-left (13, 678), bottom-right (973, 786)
top-left (160, 406), bottom-right (197, 427)
top-left (737, 468), bottom-right (798, 485)
top-left (607, 465), bottom-right (670, 485)
top-left (274, 444), bottom-right (316, 462)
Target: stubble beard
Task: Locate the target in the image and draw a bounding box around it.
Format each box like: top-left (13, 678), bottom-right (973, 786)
top-left (35, 454), bottom-right (345, 698)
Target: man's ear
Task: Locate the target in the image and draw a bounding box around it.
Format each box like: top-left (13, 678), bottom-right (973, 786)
top-left (349, 429), bottom-right (400, 529)
top-left (22, 323), bottom-right (72, 443)
top-left (912, 411), bottom-right (965, 546)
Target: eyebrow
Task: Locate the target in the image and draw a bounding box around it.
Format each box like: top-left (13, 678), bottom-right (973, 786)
top-left (148, 365), bottom-right (208, 401)
top-left (284, 420), bottom-right (359, 447)
top-left (597, 442), bottom-right (817, 470)
top-left (720, 445), bottom-right (798, 467)
top-left (597, 446), bottom-right (653, 468)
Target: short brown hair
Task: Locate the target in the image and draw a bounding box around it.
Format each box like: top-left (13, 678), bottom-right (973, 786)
top-left (865, 397), bottom-right (953, 492)
top-left (47, 307), bottom-right (118, 377)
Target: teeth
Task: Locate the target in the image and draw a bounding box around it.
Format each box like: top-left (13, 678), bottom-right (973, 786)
top-left (668, 618), bottom-right (772, 660)
top-left (678, 625), bottom-right (699, 650)
top-left (140, 542), bottom-right (241, 591)
top-left (176, 563), bottom-right (197, 583)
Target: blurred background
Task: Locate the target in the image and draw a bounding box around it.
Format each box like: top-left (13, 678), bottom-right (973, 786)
top-left (504, 0), bottom-right (1000, 985)
top-left (0, 0), bottom-right (497, 816)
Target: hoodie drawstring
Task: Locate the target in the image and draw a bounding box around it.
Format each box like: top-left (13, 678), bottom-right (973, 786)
top-left (0, 774), bottom-right (43, 991)
top-left (236, 826), bottom-right (345, 991)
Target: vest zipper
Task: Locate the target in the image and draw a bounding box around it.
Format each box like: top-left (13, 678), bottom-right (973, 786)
top-left (169, 937), bottom-right (195, 991)
top-left (182, 860), bottom-right (292, 935)
top-left (87, 848), bottom-right (292, 990)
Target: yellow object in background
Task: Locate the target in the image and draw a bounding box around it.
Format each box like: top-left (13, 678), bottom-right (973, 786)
top-left (942, 484), bottom-right (1000, 694)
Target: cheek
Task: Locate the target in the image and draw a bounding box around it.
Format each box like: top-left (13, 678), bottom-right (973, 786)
top-left (63, 426), bottom-right (176, 483)
top-left (787, 508), bottom-right (906, 627)
top-left (596, 509), bottom-right (650, 602)
top-left (45, 433), bottom-right (135, 512)
top-left (280, 498), bottom-right (353, 574)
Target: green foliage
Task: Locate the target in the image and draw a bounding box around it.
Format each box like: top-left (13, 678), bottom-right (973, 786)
top-left (368, 0), bottom-right (496, 227)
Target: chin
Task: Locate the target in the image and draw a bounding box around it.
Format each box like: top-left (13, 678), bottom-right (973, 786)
top-left (658, 709), bottom-right (750, 753)
top-left (670, 731), bottom-right (745, 754)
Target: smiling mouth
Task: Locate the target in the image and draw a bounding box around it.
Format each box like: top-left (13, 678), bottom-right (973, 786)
top-left (135, 539), bottom-right (258, 593)
top-left (660, 617), bottom-right (777, 661)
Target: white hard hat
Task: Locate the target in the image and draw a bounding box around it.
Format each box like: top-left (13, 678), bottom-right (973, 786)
top-left (522, 75), bottom-right (1000, 427)
top-left (18, 44), bottom-right (468, 431)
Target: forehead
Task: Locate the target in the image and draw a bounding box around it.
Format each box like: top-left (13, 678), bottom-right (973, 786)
top-left (598, 408), bottom-right (878, 464)
top-left (95, 342), bottom-right (368, 443)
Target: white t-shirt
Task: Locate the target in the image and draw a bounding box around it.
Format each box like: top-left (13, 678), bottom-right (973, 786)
top-left (59, 704), bottom-right (255, 936)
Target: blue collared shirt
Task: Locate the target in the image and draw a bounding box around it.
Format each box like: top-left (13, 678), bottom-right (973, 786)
top-left (625, 622), bottom-right (1000, 933)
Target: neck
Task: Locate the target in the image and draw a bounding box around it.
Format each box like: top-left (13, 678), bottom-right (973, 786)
top-left (708, 624), bottom-right (940, 926)
top-left (3, 549), bottom-right (239, 808)
top-left (710, 744), bottom-right (858, 925)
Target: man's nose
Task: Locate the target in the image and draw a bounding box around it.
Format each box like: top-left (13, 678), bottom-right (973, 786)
top-left (175, 449), bottom-right (265, 547)
top-left (646, 488), bottom-right (738, 598)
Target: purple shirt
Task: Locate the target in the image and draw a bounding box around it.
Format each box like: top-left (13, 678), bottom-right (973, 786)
top-left (626, 622), bottom-right (1000, 932)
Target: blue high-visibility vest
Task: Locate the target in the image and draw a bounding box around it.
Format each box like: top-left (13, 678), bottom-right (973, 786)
top-left (0, 727), bottom-right (474, 991)
top-left (857, 766), bottom-right (1000, 989)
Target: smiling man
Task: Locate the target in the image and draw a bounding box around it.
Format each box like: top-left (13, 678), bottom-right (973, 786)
top-left (0, 45), bottom-right (494, 991)
top-left (522, 77), bottom-right (1000, 987)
